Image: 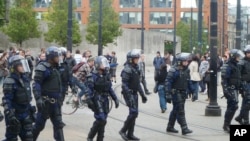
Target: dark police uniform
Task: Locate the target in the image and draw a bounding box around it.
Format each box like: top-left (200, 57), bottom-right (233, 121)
top-left (221, 49), bottom-right (243, 132)
top-left (235, 46), bottom-right (250, 125)
top-left (86, 56), bottom-right (119, 141)
top-left (32, 47), bottom-right (65, 141)
top-left (2, 55), bottom-right (34, 141)
top-left (165, 53), bottom-right (193, 135)
top-left (119, 49), bottom-right (147, 141)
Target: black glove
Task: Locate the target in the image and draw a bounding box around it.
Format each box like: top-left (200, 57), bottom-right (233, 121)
top-left (8, 114), bottom-right (21, 134)
top-left (141, 95), bottom-right (147, 103)
top-left (9, 116), bottom-right (20, 126)
top-left (86, 96), bottom-right (95, 111)
top-left (30, 106), bottom-right (37, 122)
top-left (165, 93), bottom-right (172, 104)
top-left (0, 111), bottom-right (4, 122)
top-left (223, 88), bottom-right (231, 99)
top-left (36, 98), bottom-right (45, 111)
top-left (114, 99), bottom-right (119, 108)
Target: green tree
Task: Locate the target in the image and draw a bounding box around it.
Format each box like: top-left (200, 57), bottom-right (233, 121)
top-left (176, 21), bottom-right (190, 52)
top-left (86, 0), bottom-right (122, 47)
top-left (0, 0), bottom-right (5, 26)
top-left (176, 21), bottom-right (208, 53)
top-left (45, 0), bottom-right (81, 47)
top-left (1, 0), bottom-right (40, 47)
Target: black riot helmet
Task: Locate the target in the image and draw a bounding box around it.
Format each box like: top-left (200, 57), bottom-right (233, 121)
top-left (243, 45), bottom-right (250, 54)
top-left (126, 49), bottom-right (141, 64)
top-left (9, 55), bottom-right (30, 73)
top-left (229, 49), bottom-right (245, 61)
top-left (175, 52), bottom-right (191, 66)
top-left (94, 55), bottom-right (110, 72)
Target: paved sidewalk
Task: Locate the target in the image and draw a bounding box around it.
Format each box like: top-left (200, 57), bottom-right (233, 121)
top-left (0, 65), bottom-right (235, 141)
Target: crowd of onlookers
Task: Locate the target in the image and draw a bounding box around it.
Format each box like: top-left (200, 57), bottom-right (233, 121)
top-left (0, 46), bottom-right (120, 85)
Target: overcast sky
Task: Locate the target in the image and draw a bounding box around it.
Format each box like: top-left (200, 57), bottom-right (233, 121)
top-left (228, 0), bottom-right (250, 7)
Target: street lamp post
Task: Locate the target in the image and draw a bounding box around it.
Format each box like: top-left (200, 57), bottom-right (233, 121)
top-left (141, 0), bottom-right (144, 53)
top-left (205, 0), bottom-right (221, 116)
top-left (235, 0), bottom-right (241, 49)
top-left (67, 0), bottom-right (73, 52)
top-left (198, 0), bottom-right (203, 54)
top-left (98, 0), bottom-right (103, 55)
top-left (173, 0), bottom-right (176, 55)
top-left (189, 7), bottom-right (193, 52)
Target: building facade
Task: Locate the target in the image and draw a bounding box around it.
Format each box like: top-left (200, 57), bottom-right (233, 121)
top-left (33, 0), bottom-right (228, 54)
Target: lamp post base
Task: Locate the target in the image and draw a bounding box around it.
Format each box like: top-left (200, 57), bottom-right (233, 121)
top-left (205, 105), bottom-right (222, 116)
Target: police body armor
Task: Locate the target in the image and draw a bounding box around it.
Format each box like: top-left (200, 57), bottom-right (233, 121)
top-left (221, 62), bottom-right (240, 101)
top-left (128, 66), bottom-right (140, 92)
top-left (172, 67), bottom-right (190, 90)
top-left (221, 62), bottom-right (241, 88)
top-left (3, 77), bottom-right (31, 106)
top-left (240, 58), bottom-right (250, 82)
top-left (38, 62), bottom-right (62, 94)
top-left (94, 73), bottom-right (110, 94)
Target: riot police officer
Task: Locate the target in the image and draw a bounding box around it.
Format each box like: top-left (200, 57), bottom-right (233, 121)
top-left (58, 47), bottom-right (73, 104)
top-left (165, 52), bottom-right (193, 135)
top-left (86, 56), bottom-right (119, 141)
top-left (119, 49), bottom-right (147, 141)
top-left (235, 45), bottom-right (250, 125)
top-left (221, 49), bottom-right (244, 132)
top-left (2, 55), bottom-right (34, 141)
top-left (32, 46), bottom-right (65, 141)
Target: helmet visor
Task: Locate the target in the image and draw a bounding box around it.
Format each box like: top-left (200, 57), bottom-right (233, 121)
top-left (130, 49), bottom-right (141, 58)
top-left (237, 50), bottom-right (245, 59)
top-left (101, 57), bottom-right (110, 69)
top-left (20, 59), bottom-right (31, 73)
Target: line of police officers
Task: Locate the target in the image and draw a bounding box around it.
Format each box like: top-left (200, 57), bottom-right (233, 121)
top-left (221, 45), bottom-right (250, 133)
top-left (1, 45), bottom-right (250, 141)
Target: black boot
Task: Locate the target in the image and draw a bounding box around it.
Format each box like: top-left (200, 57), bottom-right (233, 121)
top-left (96, 120), bottom-right (107, 141)
top-left (182, 126), bottom-right (193, 135)
top-left (223, 122), bottom-right (230, 133)
top-left (127, 119), bottom-right (140, 141)
top-left (32, 127), bottom-right (41, 141)
top-left (119, 130), bottom-right (128, 141)
top-left (166, 127), bottom-right (179, 133)
top-left (88, 121), bottom-right (101, 140)
top-left (235, 116), bottom-right (243, 125)
top-left (119, 116), bottom-right (134, 141)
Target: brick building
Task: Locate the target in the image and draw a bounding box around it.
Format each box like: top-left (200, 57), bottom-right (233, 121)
top-left (34, 0), bottom-right (228, 54)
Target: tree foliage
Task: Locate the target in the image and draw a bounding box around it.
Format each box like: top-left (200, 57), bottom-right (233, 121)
top-left (0, 0), bottom-right (5, 26)
top-left (1, 0), bottom-right (40, 47)
top-left (176, 21), bottom-right (208, 54)
top-left (86, 0), bottom-right (122, 47)
top-left (45, 0), bottom-right (81, 47)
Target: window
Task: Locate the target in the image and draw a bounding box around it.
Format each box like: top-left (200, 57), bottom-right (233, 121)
top-left (74, 0), bottom-right (82, 8)
top-left (150, 0), bottom-right (173, 8)
top-left (120, 0), bottom-right (142, 8)
top-left (150, 12), bottom-right (172, 24)
top-left (74, 12), bottom-right (82, 24)
top-left (180, 12), bottom-right (198, 24)
top-left (119, 12), bottom-right (141, 24)
top-left (181, 0), bottom-right (204, 8)
top-left (34, 0), bottom-right (51, 8)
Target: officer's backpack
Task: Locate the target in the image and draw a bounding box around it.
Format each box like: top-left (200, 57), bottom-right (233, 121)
top-left (72, 62), bottom-right (85, 73)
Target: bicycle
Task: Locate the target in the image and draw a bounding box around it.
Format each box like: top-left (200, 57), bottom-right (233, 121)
top-left (61, 89), bottom-right (113, 115)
